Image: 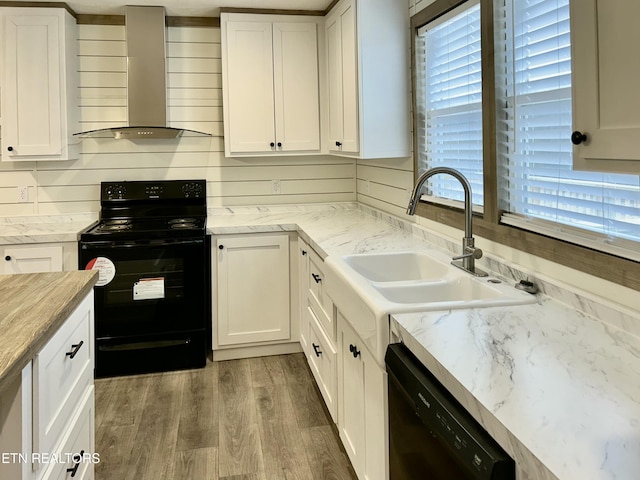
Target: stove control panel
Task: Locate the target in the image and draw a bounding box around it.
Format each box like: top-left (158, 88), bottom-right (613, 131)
top-left (101, 180), bottom-right (206, 202)
top-left (104, 184), bottom-right (127, 200)
top-left (145, 184), bottom-right (165, 199)
top-left (182, 182), bottom-right (204, 198)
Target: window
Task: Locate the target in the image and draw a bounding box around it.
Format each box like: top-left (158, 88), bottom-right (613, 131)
top-left (497, 0), bottom-right (640, 259)
top-left (415, 1), bottom-right (484, 207)
top-left (413, 0), bottom-right (640, 264)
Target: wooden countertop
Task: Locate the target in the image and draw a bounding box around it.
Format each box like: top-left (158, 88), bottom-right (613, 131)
top-left (0, 270), bottom-right (98, 391)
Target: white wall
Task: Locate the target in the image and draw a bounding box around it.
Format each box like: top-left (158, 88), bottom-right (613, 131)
top-left (0, 23), bottom-right (356, 216)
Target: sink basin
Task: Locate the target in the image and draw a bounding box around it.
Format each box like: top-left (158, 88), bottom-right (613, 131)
top-left (342, 251), bottom-right (452, 282)
top-left (374, 276), bottom-right (502, 304)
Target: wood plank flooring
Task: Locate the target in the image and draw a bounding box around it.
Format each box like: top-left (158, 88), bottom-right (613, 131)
top-left (95, 353), bottom-right (357, 480)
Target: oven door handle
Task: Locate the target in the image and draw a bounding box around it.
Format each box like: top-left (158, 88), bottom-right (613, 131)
top-left (80, 238), bottom-right (205, 249)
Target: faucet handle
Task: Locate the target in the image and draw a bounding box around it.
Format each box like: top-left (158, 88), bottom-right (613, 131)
top-left (452, 246), bottom-right (483, 261)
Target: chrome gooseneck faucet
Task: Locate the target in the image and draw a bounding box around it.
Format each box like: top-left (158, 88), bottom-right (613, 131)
top-left (406, 167), bottom-right (487, 277)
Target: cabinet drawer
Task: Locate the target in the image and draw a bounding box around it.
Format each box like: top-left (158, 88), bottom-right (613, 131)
top-left (40, 386), bottom-right (95, 480)
top-left (307, 249), bottom-right (336, 341)
top-left (34, 293), bottom-right (93, 457)
top-left (307, 306), bottom-right (337, 422)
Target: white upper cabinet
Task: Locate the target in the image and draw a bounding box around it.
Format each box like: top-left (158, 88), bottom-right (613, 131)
top-left (325, 0), bottom-right (411, 159)
top-left (571, 0), bottom-right (640, 173)
top-left (0, 7), bottom-right (78, 162)
top-left (221, 14), bottom-right (321, 157)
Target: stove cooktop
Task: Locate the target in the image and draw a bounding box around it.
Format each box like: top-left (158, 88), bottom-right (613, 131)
top-left (80, 180), bottom-right (208, 242)
top-left (81, 217), bottom-right (206, 240)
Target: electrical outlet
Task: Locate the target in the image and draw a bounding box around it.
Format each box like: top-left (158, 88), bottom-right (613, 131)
top-left (271, 179), bottom-right (281, 194)
top-left (17, 186), bottom-right (29, 203)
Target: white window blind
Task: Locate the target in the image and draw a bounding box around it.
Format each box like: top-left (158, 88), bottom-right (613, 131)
top-left (497, 0), bottom-right (640, 259)
top-left (415, 1), bottom-right (484, 207)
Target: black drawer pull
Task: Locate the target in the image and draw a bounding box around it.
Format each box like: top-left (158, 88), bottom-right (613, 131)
top-left (301, 249), bottom-right (307, 256)
top-left (4, 255), bottom-right (10, 261)
top-left (311, 273), bottom-right (322, 283)
top-left (65, 341), bottom-right (84, 359)
top-left (312, 343), bottom-right (322, 357)
top-left (66, 450), bottom-right (84, 477)
top-left (349, 344), bottom-right (360, 358)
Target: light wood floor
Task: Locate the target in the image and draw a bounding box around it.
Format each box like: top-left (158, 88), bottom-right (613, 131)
top-left (95, 353), bottom-right (357, 480)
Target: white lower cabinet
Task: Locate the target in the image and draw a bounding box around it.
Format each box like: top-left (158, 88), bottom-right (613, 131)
top-left (337, 312), bottom-right (388, 480)
top-left (307, 304), bottom-right (337, 420)
top-left (215, 233), bottom-right (291, 347)
top-left (0, 291), bottom-right (95, 480)
top-left (298, 239), bottom-right (338, 423)
top-left (1, 245), bottom-right (63, 274)
top-left (40, 387), bottom-right (94, 480)
top-left (33, 293), bottom-right (94, 458)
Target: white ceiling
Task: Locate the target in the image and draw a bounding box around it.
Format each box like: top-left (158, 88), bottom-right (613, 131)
top-left (9, 0), bottom-right (334, 16)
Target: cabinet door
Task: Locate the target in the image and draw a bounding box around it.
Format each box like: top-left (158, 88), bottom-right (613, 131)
top-left (326, 11), bottom-right (344, 154)
top-left (338, 314), bottom-right (366, 475)
top-left (273, 22), bottom-right (320, 152)
top-left (326, 0), bottom-right (359, 155)
top-left (33, 293), bottom-right (94, 459)
top-left (216, 234), bottom-right (290, 345)
top-left (2, 14), bottom-right (62, 158)
top-left (224, 21), bottom-right (276, 154)
top-left (571, 0), bottom-right (640, 170)
top-left (2, 245), bottom-right (63, 274)
top-left (307, 306), bottom-right (337, 422)
top-left (298, 241), bottom-right (310, 355)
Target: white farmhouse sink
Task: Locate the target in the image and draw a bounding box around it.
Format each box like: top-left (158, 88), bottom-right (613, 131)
top-left (324, 250), bottom-right (537, 364)
top-left (342, 251), bottom-right (451, 282)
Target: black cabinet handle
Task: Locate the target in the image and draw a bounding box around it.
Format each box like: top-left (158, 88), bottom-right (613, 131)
top-left (66, 450), bottom-right (84, 477)
top-left (349, 344), bottom-right (360, 358)
top-left (277, 142), bottom-right (282, 147)
top-left (270, 142), bottom-right (275, 147)
top-left (7, 146), bottom-right (13, 152)
top-left (301, 249), bottom-right (307, 256)
top-left (571, 131), bottom-right (588, 145)
top-left (312, 343), bottom-right (322, 357)
top-left (219, 244), bottom-right (224, 250)
top-left (65, 341), bottom-right (84, 359)
top-left (335, 141), bottom-right (342, 147)
top-left (4, 256), bottom-right (10, 261)
top-left (311, 273), bottom-right (322, 283)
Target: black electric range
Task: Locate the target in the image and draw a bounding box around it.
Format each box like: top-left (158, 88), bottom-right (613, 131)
top-left (79, 180), bottom-right (211, 377)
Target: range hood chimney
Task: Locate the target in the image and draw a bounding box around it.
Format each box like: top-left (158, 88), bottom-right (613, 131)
top-left (75, 6), bottom-right (210, 139)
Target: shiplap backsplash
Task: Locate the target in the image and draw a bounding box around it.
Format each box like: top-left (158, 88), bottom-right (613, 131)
top-left (0, 23), bottom-right (356, 216)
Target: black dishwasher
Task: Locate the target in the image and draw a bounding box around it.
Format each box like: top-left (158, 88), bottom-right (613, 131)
top-left (385, 343), bottom-right (515, 480)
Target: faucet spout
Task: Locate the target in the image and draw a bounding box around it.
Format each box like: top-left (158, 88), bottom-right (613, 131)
top-left (406, 167), bottom-right (487, 276)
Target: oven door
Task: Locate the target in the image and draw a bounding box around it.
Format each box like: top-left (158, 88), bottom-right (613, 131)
top-left (79, 237), bottom-right (208, 340)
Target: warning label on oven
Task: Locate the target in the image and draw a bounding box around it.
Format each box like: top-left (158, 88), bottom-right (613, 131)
top-left (85, 257), bottom-right (116, 287)
top-left (133, 277), bottom-right (165, 300)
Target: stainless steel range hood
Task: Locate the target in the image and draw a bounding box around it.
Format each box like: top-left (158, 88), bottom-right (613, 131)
top-left (75, 6), bottom-right (210, 139)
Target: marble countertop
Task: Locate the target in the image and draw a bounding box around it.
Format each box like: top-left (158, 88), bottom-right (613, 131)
top-left (208, 203), bottom-right (640, 480)
top-left (207, 203), bottom-right (437, 258)
top-left (0, 214), bottom-right (97, 244)
top-left (392, 301), bottom-right (640, 480)
top-left (0, 270), bottom-right (98, 392)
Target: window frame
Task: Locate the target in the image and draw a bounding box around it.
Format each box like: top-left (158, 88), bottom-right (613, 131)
top-left (410, 0), bottom-right (640, 292)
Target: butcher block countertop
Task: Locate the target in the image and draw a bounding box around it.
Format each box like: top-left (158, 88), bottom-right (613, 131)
top-left (0, 270), bottom-right (98, 391)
